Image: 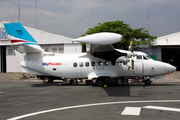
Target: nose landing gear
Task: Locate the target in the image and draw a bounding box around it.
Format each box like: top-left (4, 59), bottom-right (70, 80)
top-left (137, 77), bottom-right (152, 85)
top-left (144, 79), bottom-right (152, 85)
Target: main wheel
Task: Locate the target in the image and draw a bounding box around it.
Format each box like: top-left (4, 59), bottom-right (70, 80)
top-left (44, 77), bottom-right (54, 82)
top-left (69, 79), bottom-right (74, 85)
top-left (144, 79), bottom-right (152, 85)
top-left (96, 80), bottom-right (104, 86)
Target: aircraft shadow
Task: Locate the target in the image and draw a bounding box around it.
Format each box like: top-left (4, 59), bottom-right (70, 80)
top-left (31, 82), bottom-right (179, 87)
top-left (31, 82), bottom-right (63, 87)
top-left (102, 83), bottom-right (179, 97)
top-left (31, 82), bottom-right (179, 97)
top-left (102, 85), bottom-right (130, 97)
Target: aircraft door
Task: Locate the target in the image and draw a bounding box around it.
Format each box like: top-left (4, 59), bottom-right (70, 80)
top-left (96, 60), bottom-right (104, 70)
top-left (134, 61), bottom-right (143, 75)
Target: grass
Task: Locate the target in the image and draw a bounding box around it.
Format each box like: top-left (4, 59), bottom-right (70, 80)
top-left (10, 77), bottom-right (20, 80)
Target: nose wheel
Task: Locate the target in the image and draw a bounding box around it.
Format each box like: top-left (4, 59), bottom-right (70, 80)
top-left (144, 79), bottom-right (152, 85)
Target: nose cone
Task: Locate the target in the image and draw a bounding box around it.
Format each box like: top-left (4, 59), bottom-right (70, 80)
top-left (155, 61), bottom-right (176, 75)
top-left (167, 64), bottom-right (176, 73)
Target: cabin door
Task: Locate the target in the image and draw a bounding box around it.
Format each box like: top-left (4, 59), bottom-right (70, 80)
top-left (96, 60), bottom-right (104, 70)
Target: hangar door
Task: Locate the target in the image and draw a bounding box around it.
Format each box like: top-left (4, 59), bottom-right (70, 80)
top-left (162, 46), bottom-right (180, 71)
top-left (0, 46), bottom-right (6, 73)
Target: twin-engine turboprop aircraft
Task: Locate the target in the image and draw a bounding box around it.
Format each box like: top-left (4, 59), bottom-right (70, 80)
top-left (4, 22), bottom-right (176, 86)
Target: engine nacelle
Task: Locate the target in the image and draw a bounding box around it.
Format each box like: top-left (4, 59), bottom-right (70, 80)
top-left (116, 56), bottom-right (130, 63)
top-left (126, 52), bottom-right (137, 58)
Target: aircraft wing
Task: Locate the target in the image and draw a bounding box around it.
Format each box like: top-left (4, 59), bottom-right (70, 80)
top-left (90, 44), bottom-right (114, 52)
top-left (73, 32), bottom-right (127, 61)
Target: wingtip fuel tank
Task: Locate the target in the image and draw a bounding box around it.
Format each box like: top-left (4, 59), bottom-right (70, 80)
top-left (72, 32), bottom-right (123, 45)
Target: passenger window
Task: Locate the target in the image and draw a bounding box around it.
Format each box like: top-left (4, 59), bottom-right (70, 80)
top-left (73, 62), bottom-right (77, 67)
top-left (98, 61), bottom-right (103, 66)
top-left (111, 61), bottom-right (116, 66)
top-left (104, 61), bottom-right (109, 66)
top-left (91, 61), bottom-right (95, 66)
top-left (79, 62), bottom-right (83, 67)
top-left (85, 62), bottom-right (89, 67)
top-left (137, 55), bottom-right (142, 60)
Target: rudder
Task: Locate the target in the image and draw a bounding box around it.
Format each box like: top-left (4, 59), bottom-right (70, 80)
top-left (4, 22), bottom-right (43, 53)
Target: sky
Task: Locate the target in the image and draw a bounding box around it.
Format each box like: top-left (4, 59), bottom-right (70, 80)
top-left (0, 0), bottom-right (180, 38)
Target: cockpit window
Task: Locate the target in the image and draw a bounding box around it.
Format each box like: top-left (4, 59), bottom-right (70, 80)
top-left (145, 55), bottom-right (152, 60)
top-left (143, 55), bottom-right (148, 60)
top-left (137, 55), bottom-right (142, 60)
top-left (143, 55), bottom-right (153, 60)
top-left (137, 54), bottom-right (152, 60)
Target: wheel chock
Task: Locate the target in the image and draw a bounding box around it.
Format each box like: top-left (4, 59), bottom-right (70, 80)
top-left (103, 84), bottom-right (107, 87)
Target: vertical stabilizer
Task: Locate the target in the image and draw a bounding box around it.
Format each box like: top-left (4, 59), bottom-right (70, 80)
top-left (4, 22), bottom-right (43, 53)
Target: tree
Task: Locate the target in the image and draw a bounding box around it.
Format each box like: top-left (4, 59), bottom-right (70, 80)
top-left (82, 20), bottom-right (157, 49)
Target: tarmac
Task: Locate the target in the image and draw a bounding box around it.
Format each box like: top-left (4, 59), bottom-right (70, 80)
top-left (153, 71), bottom-right (180, 82)
top-left (0, 71), bottom-right (179, 82)
top-left (0, 72), bottom-right (180, 120)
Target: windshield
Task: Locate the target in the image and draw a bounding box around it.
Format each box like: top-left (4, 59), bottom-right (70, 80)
top-left (144, 55), bottom-right (153, 60)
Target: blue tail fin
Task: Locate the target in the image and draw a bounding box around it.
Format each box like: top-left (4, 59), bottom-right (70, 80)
top-left (4, 22), bottom-right (42, 53)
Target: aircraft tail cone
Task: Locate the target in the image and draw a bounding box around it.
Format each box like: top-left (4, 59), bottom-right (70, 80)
top-left (103, 84), bottom-right (107, 87)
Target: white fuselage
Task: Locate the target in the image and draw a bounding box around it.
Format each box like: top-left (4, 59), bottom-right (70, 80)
top-left (20, 51), bottom-right (176, 80)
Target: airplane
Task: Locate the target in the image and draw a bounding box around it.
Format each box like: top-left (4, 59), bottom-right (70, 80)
top-left (4, 22), bottom-right (176, 86)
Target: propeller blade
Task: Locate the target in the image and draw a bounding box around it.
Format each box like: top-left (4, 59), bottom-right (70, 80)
top-left (130, 41), bottom-right (133, 53)
top-left (131, 58), bottom-right (134, 70)
top-left (129, 41), bottom-right (134, 70)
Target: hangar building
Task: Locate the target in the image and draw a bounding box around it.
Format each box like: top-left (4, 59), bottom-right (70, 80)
top-left (0, 21), bottom-right (82, 73)
top-left (139, 32), bottom-right (180, 70)
top-left (1, 21), bottom-right (179, 73)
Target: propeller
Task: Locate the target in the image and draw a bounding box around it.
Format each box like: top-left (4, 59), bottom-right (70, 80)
top-left (129, 41), bottom-right (135, 70)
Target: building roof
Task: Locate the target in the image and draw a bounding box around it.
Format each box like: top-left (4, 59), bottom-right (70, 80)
top-left (151, 32), bottom-right (180, 46)
top-left (0, 21), bottom-right (74, 46)
top-left (25, 26), bottom-right (73, 44)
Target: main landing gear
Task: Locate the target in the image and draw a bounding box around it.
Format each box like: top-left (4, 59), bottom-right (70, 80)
top-left (94, 77), bottom-right (110, 87)
top-left (137, 77), bottom-right (152, 85)
top-left (37, 75), bottom-right (62, 83)
top-left (144, 79), bottom-right (152, 85)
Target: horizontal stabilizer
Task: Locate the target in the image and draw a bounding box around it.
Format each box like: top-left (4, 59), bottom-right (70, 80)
top-left (11, 43), bottom-right (41, 53)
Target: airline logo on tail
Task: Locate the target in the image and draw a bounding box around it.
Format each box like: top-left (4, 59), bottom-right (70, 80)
top-left (4, 22), bottom-right (38, 45)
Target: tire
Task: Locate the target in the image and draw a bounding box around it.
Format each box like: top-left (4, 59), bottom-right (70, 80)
top-left (48, 78), bottom-right (54, 82)
top-left (44, 77), bottom-right (54, 82)
top-left (69, 79), bottom-right (74, 85)
top-left (144, 79), bottom-right (152, 85)
top-left (96, 80), bottom-right (104, 86)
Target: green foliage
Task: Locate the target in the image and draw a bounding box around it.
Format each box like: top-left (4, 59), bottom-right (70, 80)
top-left (82, 20), bottom-right (157, 49)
